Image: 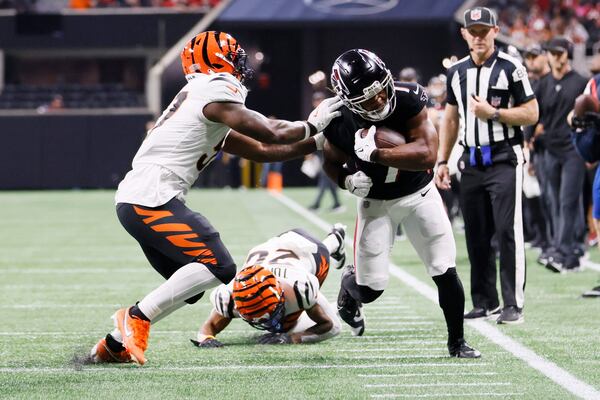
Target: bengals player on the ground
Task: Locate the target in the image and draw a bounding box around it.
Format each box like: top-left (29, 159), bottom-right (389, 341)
top-left (89, 31), bottom-right (343, 365)
top-left (193, 226), bottom-right (346, 346)
top-left (323, 49), bottom-right (480, 358)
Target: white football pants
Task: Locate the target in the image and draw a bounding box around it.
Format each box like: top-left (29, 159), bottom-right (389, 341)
top-left (354, 180), bottom-right (456, 290)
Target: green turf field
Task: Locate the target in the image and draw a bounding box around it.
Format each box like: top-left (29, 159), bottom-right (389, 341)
top-left (1, 188), bottom-right (600, 399)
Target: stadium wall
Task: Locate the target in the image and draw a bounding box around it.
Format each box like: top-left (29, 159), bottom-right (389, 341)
top-left (0, 111), bottom-right (151, 189)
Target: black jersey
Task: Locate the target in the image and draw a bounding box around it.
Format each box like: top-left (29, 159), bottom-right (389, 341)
top-left (323, 82), bottom-right (433, 200)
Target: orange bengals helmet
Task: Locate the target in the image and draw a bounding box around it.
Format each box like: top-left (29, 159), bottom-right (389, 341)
top-left (180, 31), bottom-right (252, 82)
top-left (232, 265), bottom-right (285, 333)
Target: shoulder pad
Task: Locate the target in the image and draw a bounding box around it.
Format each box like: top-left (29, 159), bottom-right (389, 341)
top-left (204, 73), bottom-right (247, 103)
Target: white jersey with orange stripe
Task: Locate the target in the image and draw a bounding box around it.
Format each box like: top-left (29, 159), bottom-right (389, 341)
top-left (242, 230), bottom-right (322, 276)
top-left (115, 72), bottom-right (247, 207)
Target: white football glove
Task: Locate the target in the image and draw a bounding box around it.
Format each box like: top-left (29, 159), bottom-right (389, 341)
top-left (307, 96), bottom-right (343, 133)
top-left (354, 125), bottom-right (377, 162)
top-left (344, 171), bottom-right (372, 198)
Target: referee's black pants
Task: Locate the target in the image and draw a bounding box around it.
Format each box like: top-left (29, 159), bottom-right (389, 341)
top-left (459, 148), bottom-right (526, 310)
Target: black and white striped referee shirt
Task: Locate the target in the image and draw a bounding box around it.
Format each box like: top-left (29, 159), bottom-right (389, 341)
top-left (446, 48), bottom-right (535, 147)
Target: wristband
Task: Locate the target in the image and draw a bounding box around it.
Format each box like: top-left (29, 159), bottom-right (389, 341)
top-left (301, 121), bottom-right (311, 140)
top-left (436, 160), bottom-right (448, 167)
top-left (197, 334), bottom-right (215, 342)
top-left (306, 121), bottom-right (317, 136)
top-left (491, 109), bottom-right (500, 122)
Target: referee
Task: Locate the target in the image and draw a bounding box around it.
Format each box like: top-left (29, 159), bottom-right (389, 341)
top-left (435, 7), bottom-right (538, 324)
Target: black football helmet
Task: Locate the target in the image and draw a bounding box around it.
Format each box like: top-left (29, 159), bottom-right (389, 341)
top-left (331, 49), bottom-right (396, 121)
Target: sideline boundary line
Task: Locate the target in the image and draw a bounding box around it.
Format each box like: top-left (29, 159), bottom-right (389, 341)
top-left (270, 191), bottom-right (600, 400)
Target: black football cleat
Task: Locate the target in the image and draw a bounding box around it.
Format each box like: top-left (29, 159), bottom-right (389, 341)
top-left (448, 339), bottom-right (481, 358)
top-left (464, 306), bottom-right (500, 319)
top-left (496, 306), bottom-right (524, 324)
top-left (337, 265), bottom-right (365, 336)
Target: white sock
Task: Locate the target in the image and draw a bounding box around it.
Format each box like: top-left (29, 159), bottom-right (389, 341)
top-left (323, 233), bottom-right (341, 254)
top-left (109, 299), bottom-right (186, 344)
top-left (136, 262), bottom-right (220, 322)
top-left (110, 328), bottom-right (123, 343)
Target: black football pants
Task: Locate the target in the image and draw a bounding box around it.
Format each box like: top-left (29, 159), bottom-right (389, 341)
top-left (459, 152), bottom-right (526, 310)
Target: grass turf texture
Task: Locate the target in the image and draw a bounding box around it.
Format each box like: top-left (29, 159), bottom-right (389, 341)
top-left (1, 188), bottom-right (599, 399)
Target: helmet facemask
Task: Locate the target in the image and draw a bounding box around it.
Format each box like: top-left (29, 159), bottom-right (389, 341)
top-left (224, 47), bottom-right (254, 84)
top-left (345, 72), bottom-right (396, 121)
top-left (244, 298), bottom-right (286, 333)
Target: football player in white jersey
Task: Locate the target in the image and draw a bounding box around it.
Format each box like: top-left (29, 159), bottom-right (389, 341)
top-left (89, 31), bottom-right (343, 365)
top-left (193, 226), bottom-right (346, 347)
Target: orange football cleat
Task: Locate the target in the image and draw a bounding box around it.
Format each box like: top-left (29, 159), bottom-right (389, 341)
top-left (112, 307), bottom-right (151, 365)
top-left (90, 337), bottom-right (133, 363)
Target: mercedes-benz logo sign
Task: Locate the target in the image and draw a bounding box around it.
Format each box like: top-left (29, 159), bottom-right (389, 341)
top-left (304, 0), bottom-right (399, 16)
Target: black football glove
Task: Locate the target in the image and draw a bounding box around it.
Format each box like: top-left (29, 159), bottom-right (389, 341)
top-left (573, 112), bottom-right (600, 130)
top-left (190, 338), bottom-right (224, 348)
top-left (257, 332), bottom-right (292, 345)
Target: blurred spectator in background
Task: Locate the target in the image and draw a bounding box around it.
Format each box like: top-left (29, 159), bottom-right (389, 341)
top-left (522, 43), bottom-right (552, 256)
top-left (398, 67), bottom-right (420, 84)
top-left (307, 91), bottom-right (344, 213)
top-left (36, 94), bottom-right (64, 114)
top-left (534, 37), bottom-right (588, 272)
top-left (66, 0), bottom-right (219, 9)
top-left (427, 74), bottom-right (461, 225)
top-left (483, 0), bottom-right (597, 75)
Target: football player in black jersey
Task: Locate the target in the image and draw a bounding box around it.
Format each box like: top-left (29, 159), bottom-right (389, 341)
top-left (323, 49), bottom-right (480, 358)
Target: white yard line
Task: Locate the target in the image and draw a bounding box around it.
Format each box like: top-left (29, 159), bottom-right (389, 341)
top-left (271, 191), bottom-right (600, 400)
top-left (339, 348), bottom-right (441, 353)
top-left (0, 363), bottom-right (490, 373)
top-left (367, 316), bottom-right (428, 320)
top-left (370, 394), bottom-right (524, 398)
top-left (359, 372), bottom-right (498, 377)
top-left (581, 258), bottom-right (600, 272)
top-left (347, 355), bottom-right (449, 360)
top-left (365, 383), bottom-right (511, 388)
top-left (348, 340), bottom-right (446, 345)
top-left (371, 321), bottom-right (434, 326)
top-left (343, 335), bottom-right (446, 339)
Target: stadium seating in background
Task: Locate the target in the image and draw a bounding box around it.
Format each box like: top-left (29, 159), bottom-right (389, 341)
top-left (479, 0), bottom-right (600, 55)
top-left (0, 0), bottom-right (221, 9)
top-left (0, 83), bottom-right (145, 110)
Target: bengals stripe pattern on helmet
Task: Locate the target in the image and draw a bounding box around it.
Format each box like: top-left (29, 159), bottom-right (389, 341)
top-left (181, 31), bottom-right (241, 77)
top-left (232, 265), bottom-right (283, 321)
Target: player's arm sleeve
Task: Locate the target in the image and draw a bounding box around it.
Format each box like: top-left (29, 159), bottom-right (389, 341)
top-left (210, 284), bottom-right (240, 319)
top-left (510, 64), bottom-right (536, 106)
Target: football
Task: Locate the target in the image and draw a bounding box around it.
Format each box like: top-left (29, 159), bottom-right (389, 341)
top-left (573, 94), bottom-right (599, 117)
top-left (360, 126), bottom-right (406, 148)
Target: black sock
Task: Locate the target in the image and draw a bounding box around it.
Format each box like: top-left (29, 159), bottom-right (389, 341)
top-left (105, 333), bottom-right (125, 353)
top-left (129, 304), bottom-right (150, 322)
top-left (432, 268), bottom-right (465, 346)
top-left (342, 270), bottom-right (384, 303)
